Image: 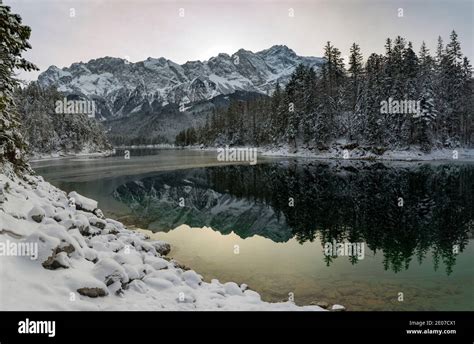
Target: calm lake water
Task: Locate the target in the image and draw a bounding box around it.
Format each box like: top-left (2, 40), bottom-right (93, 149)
top-left (32, 149), bottom-right (474, 311)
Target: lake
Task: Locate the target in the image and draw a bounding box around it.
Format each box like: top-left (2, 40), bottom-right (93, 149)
top-left (31, 149), bottom-right (474, 311)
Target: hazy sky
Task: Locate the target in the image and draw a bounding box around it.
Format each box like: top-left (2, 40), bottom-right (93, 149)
top-left (6, 0), bottom-right (473, 81)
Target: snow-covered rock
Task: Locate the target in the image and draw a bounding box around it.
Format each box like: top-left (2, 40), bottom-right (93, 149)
top-left (68, 191), bottom-right (98, 212)
top-left (92, 258), bottom-right (129, 286)
top-left (224, 282), bottom-right (244, 296)
top-left (182, 270), bottom-right (203, 288)
top-left (331, 304), bottom-right (346, 311)
top-left (89, 216), bottom-right (106, 229)
top-left (28, 206), bottom-right (45, 223)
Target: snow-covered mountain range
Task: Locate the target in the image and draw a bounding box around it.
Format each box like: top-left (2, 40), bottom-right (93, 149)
top-left (38, 45), bottom-right (324, 121)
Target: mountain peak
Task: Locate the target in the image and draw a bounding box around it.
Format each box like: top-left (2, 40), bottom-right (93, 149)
top-left (215, 53), bottom-right (231, 59)
top-left (258, 45), bottom-right (296, 56)
top-left (145, 57), bottom-right (167, 63)
top-left (235, 48), bottom-right (253, 54)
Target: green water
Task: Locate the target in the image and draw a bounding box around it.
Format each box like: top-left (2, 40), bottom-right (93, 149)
top-left (32, 149), bottom-right (474, 311)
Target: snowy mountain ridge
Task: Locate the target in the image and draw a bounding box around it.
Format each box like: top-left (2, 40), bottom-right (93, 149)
top-left (37, 45), bottom-right (325, 120)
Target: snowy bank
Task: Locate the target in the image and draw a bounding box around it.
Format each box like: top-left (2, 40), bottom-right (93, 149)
top-left (259, 145), bottom-right (474, 161)
top-left (113, 144), bottom-right (176, 150)
top-left (0, 168), bottom-right (326, 311)
top-left (29, 149), bottom-right (115, 162)
top-left (176, 143), bottom-right (474, 162)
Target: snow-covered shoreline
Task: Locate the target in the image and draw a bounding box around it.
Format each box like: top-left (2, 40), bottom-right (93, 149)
top-left (0, 166), bottom-right (330, 311)
top-left (113, 144), bottom-right (176, 150)
top-left (117, 144), bottom-right (474, 162)
top-left (29, 149), bottom-right (115, 162)
top-left (257, 145), bottom-right (474, 162)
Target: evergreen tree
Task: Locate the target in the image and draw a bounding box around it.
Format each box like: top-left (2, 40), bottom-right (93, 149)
top-left (436, 36), bottom-right (444, 64)
top-left (459, 56), bottom-right (473, 146)
top-left (347, 43), bottom-right (364, 141)
top-left (399, 41), bottom-right (419, 146)
top-left (416, 42), bottom-right (437, 151)
top-left (302, 67), bottom-right (317, 145)
top-left (363, 53), bottom-right (385, 145)
top-left (437, 30), bottom-right (466, 146)
top-left (319, 42), bottom-right (346, 144)
top-left (0, 5), bottom-right (38, 170)
top-left (285, 75), bottom-right (299, 150)
top-left (270, 81), bottom-right (283, 143)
